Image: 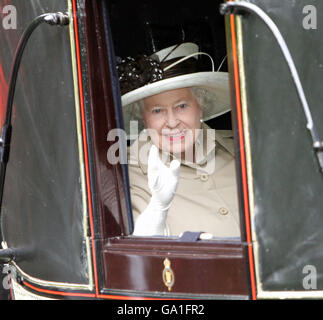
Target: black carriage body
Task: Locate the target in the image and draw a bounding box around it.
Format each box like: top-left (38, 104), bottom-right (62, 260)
top-left (234, 0), bottom-right (323, 296)
top-left (0, 0), bottom-right (91, 289)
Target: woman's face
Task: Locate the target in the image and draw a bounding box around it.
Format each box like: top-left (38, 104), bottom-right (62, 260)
top-left (142, 87), bottom-right (202, 157)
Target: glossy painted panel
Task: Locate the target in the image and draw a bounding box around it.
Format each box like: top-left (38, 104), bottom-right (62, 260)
top-left (102, 238), bottom-right (248, 296)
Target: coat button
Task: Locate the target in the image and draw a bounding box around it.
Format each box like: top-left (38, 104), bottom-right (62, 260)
top-left (200, 173), bottom-right (209, 181)
top-left (218, 207), bottom-right (229, 215)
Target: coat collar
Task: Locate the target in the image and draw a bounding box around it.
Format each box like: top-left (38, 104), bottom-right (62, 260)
top-left (128, 123), bottom-right (234, 177)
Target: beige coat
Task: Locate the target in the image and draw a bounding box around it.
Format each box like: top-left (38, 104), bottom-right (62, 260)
top-left (128, 123), bottom-right (241, 238)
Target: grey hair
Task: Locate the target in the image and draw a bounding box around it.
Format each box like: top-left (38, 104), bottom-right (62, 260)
top-left (190, 86), bottom-right (215, 120)
top-left (130, 99), bottom-right (144, 123)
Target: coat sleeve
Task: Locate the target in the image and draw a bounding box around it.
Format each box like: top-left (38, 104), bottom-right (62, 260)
top-left (127, 163), bottom-right (151, 221)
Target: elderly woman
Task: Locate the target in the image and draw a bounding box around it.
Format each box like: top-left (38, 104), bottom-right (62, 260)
top-left (118, 43), bottom-right (240, 238)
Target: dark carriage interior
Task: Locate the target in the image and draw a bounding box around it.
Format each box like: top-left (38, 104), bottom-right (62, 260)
top-left (106, 0), bottom-right (232, 130)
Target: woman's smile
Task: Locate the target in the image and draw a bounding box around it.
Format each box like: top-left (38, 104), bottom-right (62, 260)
top-left (163, 129), bottom-right (187, 141)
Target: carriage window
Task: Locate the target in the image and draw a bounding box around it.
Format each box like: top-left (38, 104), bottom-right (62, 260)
top-left (108, 0), bottom-right (241, 240)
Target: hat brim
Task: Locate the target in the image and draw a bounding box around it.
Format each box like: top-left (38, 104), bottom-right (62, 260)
top-left (121, 72), bottom-right (231, 137)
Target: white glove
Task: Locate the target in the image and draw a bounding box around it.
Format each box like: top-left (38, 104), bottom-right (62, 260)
top-left (133, 145), bottom-right (180, 236)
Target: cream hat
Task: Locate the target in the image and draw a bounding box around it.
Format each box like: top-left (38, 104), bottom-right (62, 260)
top-left (118, 43), bottom-right (230, 135)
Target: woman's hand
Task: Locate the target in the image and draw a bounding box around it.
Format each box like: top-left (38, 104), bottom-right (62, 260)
top-left (133, 145), bottom-right (180, 236)
top-left (147, 145), bottom-right (180, 209)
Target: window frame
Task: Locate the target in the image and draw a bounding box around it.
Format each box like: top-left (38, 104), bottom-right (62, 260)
top-left (79, 0), bottom-right (255, 299)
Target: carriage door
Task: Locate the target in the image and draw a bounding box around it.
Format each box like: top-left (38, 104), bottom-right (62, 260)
top-left (224, 0), bottom-right (323, 298)
top-left (0, 0), bottom-right (95, 299)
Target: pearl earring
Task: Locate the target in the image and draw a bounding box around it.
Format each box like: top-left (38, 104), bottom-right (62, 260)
top-left (200, 118), bottom-right (204, 123)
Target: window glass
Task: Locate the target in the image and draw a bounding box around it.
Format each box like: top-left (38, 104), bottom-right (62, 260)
top-left (108, 0), bottom-right (241, 240)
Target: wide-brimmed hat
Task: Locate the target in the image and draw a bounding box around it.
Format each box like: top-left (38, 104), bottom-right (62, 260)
top-left (118, 43), bottom-right (230, 136)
